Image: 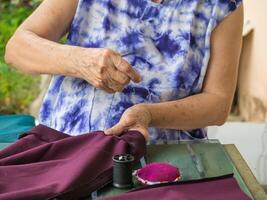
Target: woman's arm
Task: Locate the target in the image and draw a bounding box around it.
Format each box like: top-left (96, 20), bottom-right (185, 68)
top-left (4, 0), bottom-right (140, 93)
top-left (147, 4), bottom-right (243, 129)
top-left (105, 4), bottom-right (243, 139)
top-left (4, 0), bottom-right (79, 76)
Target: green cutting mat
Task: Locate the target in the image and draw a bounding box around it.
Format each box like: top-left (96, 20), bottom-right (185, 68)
top-left (97, 140), bottom-right (252, 199)
top-left (0, 140), bottom-right (253, 200)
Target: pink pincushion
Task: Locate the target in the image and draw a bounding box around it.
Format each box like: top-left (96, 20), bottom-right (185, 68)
top-left (133, 162), bottom-right (181, 185)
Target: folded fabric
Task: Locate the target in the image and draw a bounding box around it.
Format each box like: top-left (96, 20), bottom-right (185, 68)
top-left (100, 175), bottom-right (251, 200)
top-left (0, 124), bottom-right (146, 200)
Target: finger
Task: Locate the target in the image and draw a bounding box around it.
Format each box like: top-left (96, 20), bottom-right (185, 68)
top-left (105, 69), bottom-right (126, 92)
top-left (83, 67), bottom-right (116, 93)
top-left (98, 85), bottom-right (115, 93)
top-left (92, 60), bottom-right (122, 92)
top-left (105, 116), bottom-right (135, 135)
top-left (112, 70), bottom-right (130, 85)
top-left (112, 55), bottom-right (141, 83)
top-left (93, 79), bottom-right (116, 93)
top-left (104, 122), bottom-right (125, 136)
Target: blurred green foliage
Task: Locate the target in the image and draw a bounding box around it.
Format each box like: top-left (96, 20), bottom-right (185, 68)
top-left (0, 0), bottom-right (41, 114)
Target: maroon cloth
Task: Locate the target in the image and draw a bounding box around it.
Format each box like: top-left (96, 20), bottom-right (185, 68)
top-left (101, 175), bottom-right (251, 200)
top-left (0, 124), bottom-right (146, 200)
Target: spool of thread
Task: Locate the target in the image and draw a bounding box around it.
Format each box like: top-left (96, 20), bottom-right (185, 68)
top-left (112, 154), bottom-right (134, 189)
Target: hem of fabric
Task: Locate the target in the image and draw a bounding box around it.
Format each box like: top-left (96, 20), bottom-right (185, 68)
top-left (129, 173), bottom-right (235, 192)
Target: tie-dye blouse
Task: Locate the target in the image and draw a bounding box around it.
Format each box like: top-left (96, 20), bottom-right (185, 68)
top-left (40, 0), bottom-right (242, 143)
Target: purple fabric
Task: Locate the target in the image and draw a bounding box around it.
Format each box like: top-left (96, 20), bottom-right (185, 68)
top-left (101, 175), bottom-right (251, 200)
top-left (133, 162), bottom-right (181, 185)
top-left (0, 124), bottom-right (146, 200)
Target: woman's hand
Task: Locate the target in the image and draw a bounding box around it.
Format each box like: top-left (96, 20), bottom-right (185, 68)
top-left (104, 104), bottom-right (151, 141)
top-left (74, 48), bottom-right (141, 93)
top-left (5, 0), bottom-right (140, 93)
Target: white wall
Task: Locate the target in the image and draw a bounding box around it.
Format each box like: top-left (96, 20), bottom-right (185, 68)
top-left (208, 122), bottom-right (267, 184)
top-left (238, 0), bottom-right (267, 121)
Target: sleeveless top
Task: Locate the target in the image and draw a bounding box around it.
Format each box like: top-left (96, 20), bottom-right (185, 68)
top-left (39, 0), bottom-right (242, 143)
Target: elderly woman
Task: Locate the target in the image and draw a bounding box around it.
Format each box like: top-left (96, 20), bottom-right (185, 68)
top-left (5, 0), bottom-right (243, 143)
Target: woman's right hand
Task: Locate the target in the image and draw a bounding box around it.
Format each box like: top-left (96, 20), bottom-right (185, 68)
top-left (5, 0), bottom-right (140, 94)
top-left (73, 47), bottom-right (141, 93)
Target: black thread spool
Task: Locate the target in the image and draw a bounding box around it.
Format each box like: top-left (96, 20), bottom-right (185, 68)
top-left (112, 154), bottom-right (134, 189)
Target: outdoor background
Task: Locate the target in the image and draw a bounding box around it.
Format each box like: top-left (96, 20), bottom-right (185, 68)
top-left (0, 0), bottom-right (267, 189)
top-left (0, 0), bottom-right (41, 115)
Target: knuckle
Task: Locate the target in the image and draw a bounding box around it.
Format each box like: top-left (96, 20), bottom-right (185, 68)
top-left (102, 48), bottom-right (113, 57)
top-left (99, 59), bottom-right (105, 66)
top-left (118, 86), bottom-right (125, 92)
top-left (98, 66), bottom-right (107, 75)
top-left (123, 65), bottom-right (131, 73)
top-left (95, 80), bottom-right (103, 88)
top-left (123, 115), bottom-right (134, 124)
top-left (113, 85), bottom-right (123, 92)
top-left (114, 56), bottom-right (123, 67)
top-left (122, 76), bottom-right (130, 84)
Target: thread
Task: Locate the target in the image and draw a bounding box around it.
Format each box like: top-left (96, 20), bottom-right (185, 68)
top-left (113, 154), bottom-right (134, 189)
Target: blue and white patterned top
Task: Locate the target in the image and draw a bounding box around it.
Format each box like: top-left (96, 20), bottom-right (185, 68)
top-left (40, 0), bottom-right (242, 143)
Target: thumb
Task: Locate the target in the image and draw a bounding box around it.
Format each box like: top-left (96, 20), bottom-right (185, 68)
top-left (104, 123), bottom-right (124, 136)
top-left (112, 54), bottom-right (141, 83)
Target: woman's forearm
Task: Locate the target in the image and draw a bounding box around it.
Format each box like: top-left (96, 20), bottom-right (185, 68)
top-left (146, 92), bottom-right (231, 130)
top-left (5, 30), bottom-right (79, 76)
top-left (5, 28), bottom-right (141, 93)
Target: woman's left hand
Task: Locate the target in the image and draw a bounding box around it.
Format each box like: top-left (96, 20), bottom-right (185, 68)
top-left (104, 104), bottom-right (151, 141)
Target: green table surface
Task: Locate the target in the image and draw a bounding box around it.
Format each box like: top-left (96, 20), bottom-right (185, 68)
top-left (0, 140), bottom-right (253, 200)
top-left (97, 139), bottom-right (252, 199)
